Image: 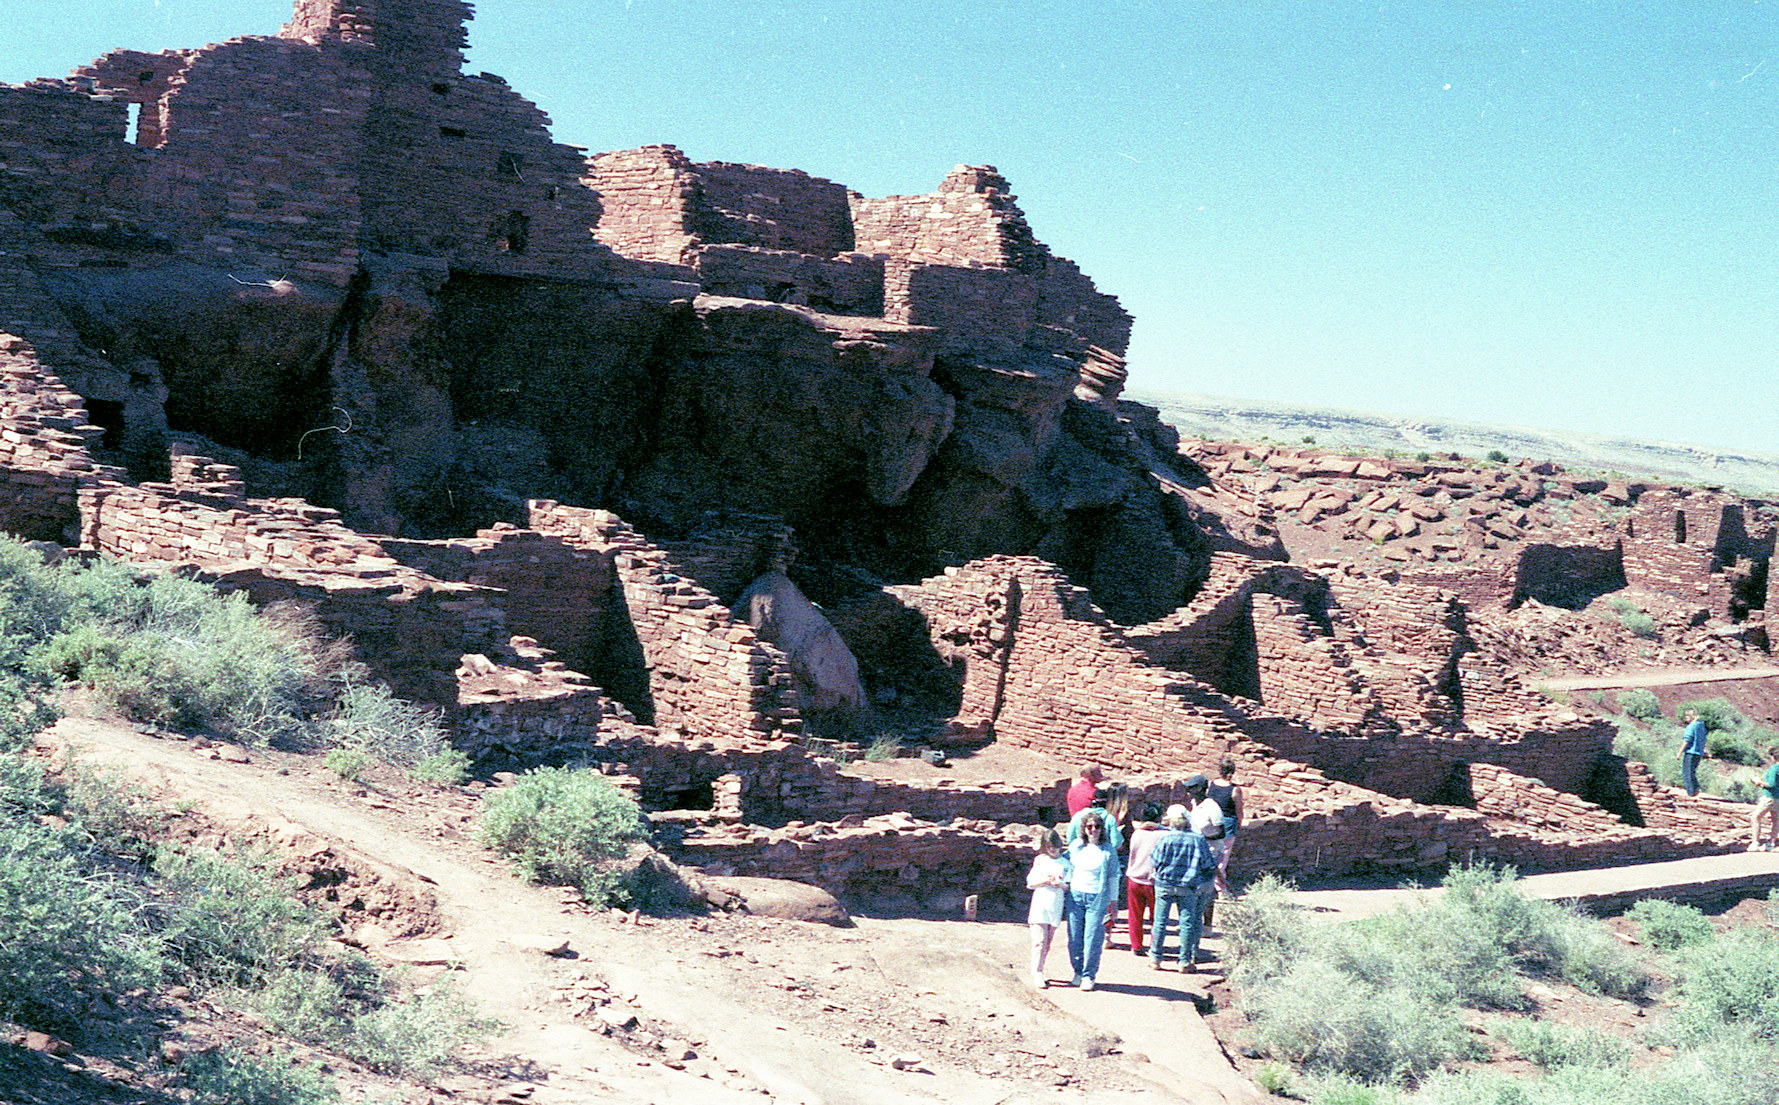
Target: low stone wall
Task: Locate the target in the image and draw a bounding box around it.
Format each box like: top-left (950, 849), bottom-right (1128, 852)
top-left (674, 812), bottom-right (1038, 910)
top-left (0, 335), bottom-right (120, 541)
top-left (528, 500), bottom-right (803, 741)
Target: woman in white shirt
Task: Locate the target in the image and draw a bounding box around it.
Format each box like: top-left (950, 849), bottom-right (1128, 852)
top-left (1064, 812), bottom-right (1121, 990)
top-left (1025, 828), bottom-right (1069, 988)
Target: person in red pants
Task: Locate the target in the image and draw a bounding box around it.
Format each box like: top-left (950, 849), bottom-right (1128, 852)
top-left (1124, 803), bottom-right (1164, 957)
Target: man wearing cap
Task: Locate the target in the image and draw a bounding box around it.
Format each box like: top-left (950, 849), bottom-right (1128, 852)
top-left (1184, 774), bottom-right (1227, 930)
top-left (1146, 803), bottom-right (1216, 972)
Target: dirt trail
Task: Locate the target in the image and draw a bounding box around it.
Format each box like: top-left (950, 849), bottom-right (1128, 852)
top-left (47, 716), bottom-right (1257, 1105)
top-left (1538, 666), bottom-right (1779, 692)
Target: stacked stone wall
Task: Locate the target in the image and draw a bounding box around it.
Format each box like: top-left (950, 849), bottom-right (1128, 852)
top-left (690, 162), bottom-right (854, 256)
top-left (689, 245), bottom-right (883, 316)
top-left (883, 258), bottom-right (1036, 357)
top-left (93, 37), bottom-right (368, 285)
top-left (0, 335), bottom-right (120, 541)
top-left (676, 812), bottom-right (1037, 907)
top-left (583, 145), bottom-right (699, 264)
top-left (379, 526), bottom-right (615, 681)
top-left (79, 476), bottom-right (502, 704)
top-left (528, 500), bottom-right (803, 742)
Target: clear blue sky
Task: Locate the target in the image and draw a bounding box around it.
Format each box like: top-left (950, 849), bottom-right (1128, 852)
top-left (5, 1), bottom-right (1777, 455)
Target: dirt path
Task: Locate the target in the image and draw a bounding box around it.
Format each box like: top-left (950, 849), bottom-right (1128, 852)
top-left (1538, 666), bottom-right (1779, 692)
top-left (47, 717), bottom-right (1257, 1105)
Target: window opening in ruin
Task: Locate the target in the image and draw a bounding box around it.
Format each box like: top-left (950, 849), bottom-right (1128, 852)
top-left (124, 102), bottom-right (142, 145)
top-left (86, 399), bottom-right (126, 451)
top-left (439, 126), bottom-right (467, 139)
top-left (500, 210), bottom-right (529, 254)
top-left (432, 82), bottom-right (450, 95)
top-left (660, 781), bottom-right (714, 811)
top-left (1674, 510), bottom-right (1686, 544)
top-left (496, 151), bottom-right (523, 178)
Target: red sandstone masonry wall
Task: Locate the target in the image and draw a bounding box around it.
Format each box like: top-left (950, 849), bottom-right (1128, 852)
top-left (79, 476), bottom-right (503, 704)
top-left (883, 258), bottom-right (1037, 358)
top-left (584, 145), bottom-right (699, 264)
top-left (528, 500), bottom-right (803, 743)
top-left (378, 526), bottom-right (616, 680)
top-left (0, 335), bottom-right (121, 541)
top-left (108, 37), bottom-right (368, 285)
top-left (689, 245), bottom-right (884, 315)
top-left (690, 162), bottom-right (855, 256)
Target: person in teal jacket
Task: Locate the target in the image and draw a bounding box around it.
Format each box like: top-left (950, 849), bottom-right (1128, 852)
top-left (1679, 709), bottom-right (1708, 796)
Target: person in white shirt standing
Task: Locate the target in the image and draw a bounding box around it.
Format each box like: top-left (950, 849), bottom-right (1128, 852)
top-left (1184, 774), bottom-right (1227, 933)
top-left (1025, 828), bottom-right (1070, 987)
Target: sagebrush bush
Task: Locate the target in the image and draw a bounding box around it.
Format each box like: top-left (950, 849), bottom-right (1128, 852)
top-left (181, 1047), bottom-right (338, 1105)
top-left (474, 767), bottom-right (647, 902)
top-left (1498, 1017), bottom-right (1629, 1070)
top-left (1679, 698), bottom-right (1744, 733)
top-left (1245, 959), bottom-right (1469, 1083)
top-left (1223, 873), bottom-right (1306, 991)
top-left (1616, 688), bottom-right (1662, 721)
top-left (0, 814), bottom-right (161, 1030)
top-left (1675, 929), bottom-right (1779, 1039)
top-left (326, 680), bottom-right (467, 784)
top-left (1620, 610), bottom-right (1660, 639)
top-left (1628, 899), bottom-right (1716, 951)
top-left (156, 846), bottom-right (327, 988)
top-left (346, 982), bottom-right (490, 1075)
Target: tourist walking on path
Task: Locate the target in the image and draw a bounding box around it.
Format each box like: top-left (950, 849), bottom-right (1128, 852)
top-left (1679, 709), bottom-right (1708, 796)
top-left (1064, 811), bottom-right (1121, 990)
top-left (1147, 804), bottom-right (1217, 972)
top-left (1124, 804), bottom-right (1164, 958)
top-left (1206, 758), bottom-right (1244, 898)
top-left (1751, 748), bottom-right (1779, 852)
top-left (1067, 765), bottom-right (1103, 817)
top-left (1026, 828), bottom-right (1070, 987)
top-left (1184, 774), bottom-right (1227, 930)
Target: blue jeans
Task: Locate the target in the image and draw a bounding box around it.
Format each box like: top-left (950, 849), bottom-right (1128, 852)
top-left (1682, 752), bottom-right (1702, 796)
top-left (1152, 880), bottom-right (1213, 967)
top-left (1065, 888), bottom-right (1110, 980)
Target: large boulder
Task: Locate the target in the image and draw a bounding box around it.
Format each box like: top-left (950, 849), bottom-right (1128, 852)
top-left (739, 570), bottom-right (867, 719)
top-left (702, 875), bottom-right (853, 927)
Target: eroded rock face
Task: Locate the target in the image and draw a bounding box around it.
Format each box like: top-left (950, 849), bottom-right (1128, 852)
top-left (0, 0), bottom-right (1217, 623)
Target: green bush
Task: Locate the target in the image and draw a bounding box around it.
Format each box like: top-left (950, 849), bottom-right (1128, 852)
top-left (1487, 449), bottom-right (1510, 464)
top-left (327, 680), bottom-right (467, 784)
top-left (1616, 689), bottom-right (1662, 721)
top-left (1620, 611), bottom-right (1660, 639)
top-left (1224, 873), bottom-right (1307, 991)
top-left (1678, 698), bottom-right (1744, 733)
top-left (324, 746), bottom-right (370, 781)
top-left (1627, 899), bottom-right (1716, 951)
top-left (24, 571), bottom-right (335, 744)
top-left (1497, 1017), bottom-right (1629, 1069)
top-left (474, 767), bottom-right (647, 903)
top-left (1245, 959), bottom-right (1469, 1083)
top-left (1675, 929), bottom-right (1779, 1039)
top-left (181, 1047), bottom-right (338, 1105)
top-left (156, 846), bottom-right (327, 988)
top-left (0, 813), bottom-right (162, 1031)
top-left (1707, 728), bottom-right (1765, 767)
top-left (345, 982), bottom-right (490, 1075)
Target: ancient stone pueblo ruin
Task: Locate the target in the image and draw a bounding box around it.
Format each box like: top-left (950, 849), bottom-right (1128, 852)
top-left (1, 0), bottom-right (1774, 910)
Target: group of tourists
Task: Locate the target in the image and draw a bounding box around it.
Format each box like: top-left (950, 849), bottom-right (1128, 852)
top-left (1027, 760), bottom-right (1244, 990)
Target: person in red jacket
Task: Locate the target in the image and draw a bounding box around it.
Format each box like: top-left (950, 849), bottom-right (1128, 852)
top-left (1066, 765), bottom-right (1103, 817)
